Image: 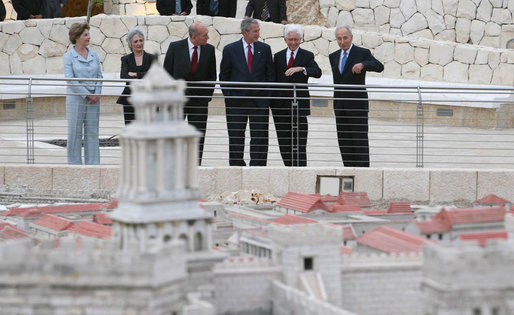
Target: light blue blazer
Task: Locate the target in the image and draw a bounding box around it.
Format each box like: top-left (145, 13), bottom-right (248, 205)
top-left (63, 47), bottom-right (103, 99)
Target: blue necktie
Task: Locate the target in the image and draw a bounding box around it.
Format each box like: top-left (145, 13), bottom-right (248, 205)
top-left (340, 51), bottom-right (348, 74)
top-left (176, 0), bottom-right (182, 14)
top-left (209, 0), bottom-right (219, 15)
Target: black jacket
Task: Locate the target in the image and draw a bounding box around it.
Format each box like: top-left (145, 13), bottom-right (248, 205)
top-left (245, 0), bottom-right (287, 23)
top-left (12, 0), bottom-right (45, 20)
top-left (156, 0), bottom-right (192, 15)
top-left (196, 0), bottom-right (236, 17)
top-left (116, 52), bottom-right (156, 105)
top-left (0, 1), bottom-right (6, 21)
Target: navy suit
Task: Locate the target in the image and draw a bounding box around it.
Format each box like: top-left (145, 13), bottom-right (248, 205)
top-left (164, 38), bottom-right (217, 164)
top-left (272, 47), bottom-right (321, 166)
top-left (329, 45), bottom-right (383, 167)
top-left (219, 39), bottom-right (275, 166)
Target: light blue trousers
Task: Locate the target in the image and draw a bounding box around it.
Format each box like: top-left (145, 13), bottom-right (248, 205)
top-left (66, 95), bottom-right (100, 165)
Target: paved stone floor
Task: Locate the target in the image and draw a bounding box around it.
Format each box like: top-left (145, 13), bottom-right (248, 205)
top-left (1, 113), bottom-right (514, 169)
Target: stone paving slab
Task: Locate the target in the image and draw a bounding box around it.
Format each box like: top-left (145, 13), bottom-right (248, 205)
top-left (1, 113), bottom-right (513, 169)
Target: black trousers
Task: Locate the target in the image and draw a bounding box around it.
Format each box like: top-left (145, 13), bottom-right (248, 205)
top-left (334, 107), bottom-right (369, 167)
top-left (271, 104), bottom-right (308, 166)
top-left (123, 104), bottom-right (135, 125)
top-left (225, 99), bottom-right (269, 166)
top-left (184, 100), bottom-right (209, 165)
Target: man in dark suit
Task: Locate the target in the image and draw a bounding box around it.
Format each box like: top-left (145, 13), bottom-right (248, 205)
top-left (196, 0), bottom-right (236, 17)
top-left (0, 1), bottom-right (6, 21)
top-left (12, 0), bottom-right (44, 20)
top-left (244, 0), bottom-right (287, 24)
top-left (219, 18), bottom-right (275, 166)
top-left (329, 25), bottom-right (384, 167)
top-left (272, 24), bottom-right (321, 167)
top-left (164, 22), bottom-right (216, 164)
top-left (156, 0), bottom-right (192, 15)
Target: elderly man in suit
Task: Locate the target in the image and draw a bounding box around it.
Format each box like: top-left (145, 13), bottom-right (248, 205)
top-left (329, 25), bottom-right (384, 167)
top-left (156, 0), bottom-right (192, 15)
top-left (244, 0), bottom-right (287, 24)
top-left (272, 24), bottom-right (321, 167)
top-left (164, 21), bottom-right (216, 164)
top-left (219, 18), bottom-right (275, 166)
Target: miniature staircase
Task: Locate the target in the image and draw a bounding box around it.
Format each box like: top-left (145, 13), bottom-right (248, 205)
top-left (299, 272), bottom-right (328, 301)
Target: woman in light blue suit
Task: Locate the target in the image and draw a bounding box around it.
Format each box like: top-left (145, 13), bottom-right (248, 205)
top-left (63, 22), bottom-right (103, 165)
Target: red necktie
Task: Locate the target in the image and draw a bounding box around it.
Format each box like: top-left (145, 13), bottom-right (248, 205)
top-left (247, 44), bottom-right (253, 73)
top-left (191, 46), bottom-right (198, 74)
top-left (287, 51), bottom-right (294, 69)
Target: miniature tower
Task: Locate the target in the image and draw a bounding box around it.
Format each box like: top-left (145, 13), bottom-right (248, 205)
top-left (109, 62), bottom-right (212, 252)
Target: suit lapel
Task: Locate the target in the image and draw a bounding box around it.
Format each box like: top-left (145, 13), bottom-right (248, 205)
top-left (333, 49), bottom-right (342, 76)
top-left (239, 40), bottom-right (251, 74)
top-left (180, 39), bottom-right (192, 75)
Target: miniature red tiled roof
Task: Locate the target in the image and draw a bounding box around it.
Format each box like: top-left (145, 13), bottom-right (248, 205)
top-left (277, 192), bottom-right (329, 213)
top-left (69, 221), bottom-right (112, 239)
top-left (340, 246), bottom-right (353, 256)
top-left (342, 225), bottom-right (356, 240)
top-left (32, 214), bottom-right (74, 232)
top-left (338, 192), bottom-right (371, 208)
top-left (439, 206), bottom-right (507, 225)
top-left (102, 199), bottom-right (118, 209)
top-left (93, 213), bottom-right (113, 225)
top-left (415, 220), bottom-right (451, 234)
top-left (2, 202), bottom-right (111, 218)
top-left (330, 204), bottom-right (363, 213)
top-left (271, 214), bottom-right (318, 225)
top-left (0, 225), bottom-right (29, 240)
top-left (357, 226), bottom-right (437, 253)
top-left (475, 194), bottom-right (510, 205)
top-left (316, 194), bottom-right (339, 203)
top-left (388, 202), bottom-right (412, 214)
top-left (458, 231), bottom-right (508, 246)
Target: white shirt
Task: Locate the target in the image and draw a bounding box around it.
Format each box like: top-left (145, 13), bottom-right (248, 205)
top-left (188, 38), bottom-right (201, 61)
top-left (242, 38), bottom-right (254, 63)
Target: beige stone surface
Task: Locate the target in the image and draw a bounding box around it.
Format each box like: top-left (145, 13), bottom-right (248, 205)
top-left (336, 168), bottom-right (383, 200)
top-left (52, 166), bottom-right (101, 191)
top-left (19, 28), bottom-right (44, 46)
top-left (100, 166), bottom-right (120, 191)
top-left (16, 44), bottom-right (38, 62)
top-left (429, 170), bottom-right (477, 202)
top-left (288, 168), bottom-right (336, 194)
top-left (288, 0), bottom-right (328, 26)
top-left (0, 166), bottom-right (4, 185)
top-left (241, 167), bottom-right (288, 196)
top-left (477, 170), bottom-right (514, 202)
top-left (383, 169), bottom-right (430, 201)
top-left (4, 165), bottom-right (53, 190)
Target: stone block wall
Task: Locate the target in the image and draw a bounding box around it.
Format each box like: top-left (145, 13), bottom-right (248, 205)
top-left (1, 15), bottom-right (514, 85)
top-left (213, 256), bottom-right (281, 314)
top-left (272, 280), bottom-right (356, 315)
top-left (0, 238), bottom-right (187, 313)
top-left (320, 0), bottom-right (514, 49)
top-left (340, 252), bottom-right (423, 315)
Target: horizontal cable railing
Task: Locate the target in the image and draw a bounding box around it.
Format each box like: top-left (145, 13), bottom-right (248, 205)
top-left (0, 76), bottom-right (513, 168)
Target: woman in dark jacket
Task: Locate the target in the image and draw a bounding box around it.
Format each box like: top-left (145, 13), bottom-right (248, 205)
top-left (117, 28), bottom-right (156, 125)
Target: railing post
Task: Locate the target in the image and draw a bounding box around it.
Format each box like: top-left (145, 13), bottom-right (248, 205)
top-left (416, 86), bottom-right (424, 168)
top-left (26, 78), bottom-right (35, 164)
top-left (291, 83), bottom-right (299, 166)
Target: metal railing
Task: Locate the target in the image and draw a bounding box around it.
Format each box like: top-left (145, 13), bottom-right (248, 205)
top-left (0, 76), bottom-right (513, 168)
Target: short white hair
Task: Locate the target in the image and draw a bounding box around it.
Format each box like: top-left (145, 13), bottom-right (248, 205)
top-left (284, 24), bottom-right (303, 39)
top-left (335, 25), bottom-right (353, 36)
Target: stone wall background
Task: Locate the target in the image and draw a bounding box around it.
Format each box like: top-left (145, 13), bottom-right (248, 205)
top-left (320, 0), bottom-right (514, 49)
top-left (1, 14), bottom-right (513, 85)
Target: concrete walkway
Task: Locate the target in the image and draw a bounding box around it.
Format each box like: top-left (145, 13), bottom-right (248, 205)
top-left (1, 113), bottom-right (513, 169)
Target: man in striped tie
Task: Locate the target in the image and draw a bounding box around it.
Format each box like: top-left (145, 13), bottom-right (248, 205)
top-left (244, 0), bottom-right (287, 24)
top-left (271, 24), bottom-right (321, 167)
top-left (329, 25), bottom-right (384, 167)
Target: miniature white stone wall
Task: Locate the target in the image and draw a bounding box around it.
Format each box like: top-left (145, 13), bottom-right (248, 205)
top-left (1, 15), bottom-right (514, 85)
top-left (422, 242), bottom-right (514, 314)
top-left (340, 252), bottom-right (423, 315)
top-left (272, 280), bottom-right (356, 315)
top-left (213, 256), bottom-right (281, 314)
top-left (0, 238), bottom-right (188, 313)
top-left (320, 0), bottom-right (514, 49)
